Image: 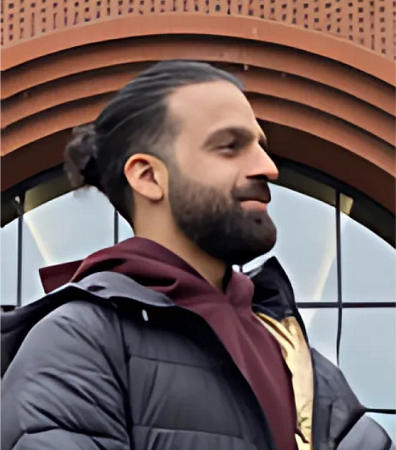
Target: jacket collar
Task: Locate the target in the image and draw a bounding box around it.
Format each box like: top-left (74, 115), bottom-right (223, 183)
top-left (65, 256), bottom-right (298, 316)
top-left (248, 257), bottom-right (308, 340)
top-left (2, 257), bottom-right (304, 377)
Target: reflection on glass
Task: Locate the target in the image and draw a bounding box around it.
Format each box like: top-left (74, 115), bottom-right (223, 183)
top-left (118, 212), bottom-right (134, 242)
top-left (367, 413), bottom-right (396, 442)
top-left (341, 204), bottom-right (396, 302)
top-left (1, 222), bottom-right (18, 306)
top-left (243, 184), bottom-right (337, 303)
top-left (20, 188), bottom-right (114, 305)
top-left (299, 308), bottom-right (338, 364)
top-left (340, 308), bottom-right (396, 409)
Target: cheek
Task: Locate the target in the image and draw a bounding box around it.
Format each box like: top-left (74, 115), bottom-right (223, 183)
top-left (173, 144), bottom-right (240, 192)
top-left (182, 157), bottom-right (239, 190)
top-left (177, 151), bottom-right (209, 179)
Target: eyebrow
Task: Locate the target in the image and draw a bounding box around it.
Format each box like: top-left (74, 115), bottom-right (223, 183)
top-left (203, 126), bottom-right (268, 151)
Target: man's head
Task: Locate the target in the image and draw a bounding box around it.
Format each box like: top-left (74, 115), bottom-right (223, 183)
top-left (65, 60), bottom-right (279, 266)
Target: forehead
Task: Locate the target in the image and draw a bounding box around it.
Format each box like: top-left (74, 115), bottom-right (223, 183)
top-left (167, 80), bottom-right (260, 137)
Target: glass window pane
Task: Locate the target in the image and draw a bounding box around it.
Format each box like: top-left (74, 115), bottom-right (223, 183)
top-left (340, 308), bottom-right (396, 409)
top-left (299, 308), bottom-right (338, 364)
top-left (118, 213), bottom-right (134, 242)
top-left (341, 207), bottom-right (396, 302)
top-left (244, 184), bottom-right (337, 303)
top-left (21, 188), bottom-right (114, 305)
top-left (366, 413), bottom-right (396, 443)
top-left (1, 220), bottom-right (19, 306)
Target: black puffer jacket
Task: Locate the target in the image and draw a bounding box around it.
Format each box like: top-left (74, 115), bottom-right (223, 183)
top-left (2, 262), bottom-right (394, 450)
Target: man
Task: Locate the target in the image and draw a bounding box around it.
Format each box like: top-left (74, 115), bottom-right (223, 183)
top-left (2, 61), bottom-right (394, 450)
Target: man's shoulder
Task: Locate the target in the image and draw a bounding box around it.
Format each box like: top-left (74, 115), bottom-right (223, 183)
top-left (1, 293), bottom-right (120, 378)
top-left (2, 270), bottom-right (170, 377)
top-left (32, 295), bottom-right (124, 355)
top-left (17, 270), bottom-right (136, 342)
top-left (3, 298), bottom-right (124, 379)
top-left (41, 298), bottom-right (118, 331)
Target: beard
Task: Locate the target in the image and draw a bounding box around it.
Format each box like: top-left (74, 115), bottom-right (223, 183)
top-left (168, 165), bottom-right (277, 266)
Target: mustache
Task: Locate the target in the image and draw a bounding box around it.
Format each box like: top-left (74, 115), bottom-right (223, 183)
top-left (231, 179), bottom-right (272, 203)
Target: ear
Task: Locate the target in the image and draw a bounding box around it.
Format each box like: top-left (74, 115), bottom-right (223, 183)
top-left (124, 154), bottom-right (167, 202)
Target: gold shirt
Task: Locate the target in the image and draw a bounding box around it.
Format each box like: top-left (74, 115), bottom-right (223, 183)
top-left (256, 313), bottom-right (314, 450)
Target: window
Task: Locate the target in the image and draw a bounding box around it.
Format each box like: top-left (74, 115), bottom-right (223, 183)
top-left (340, 308), bottom-right (396, 409)
top-left (1, 219), bottom-right (19, 306)
top-left (341, 207), bottom-right (396, 303)
top-left (243, 183), bottom-right (338, 303)
top-left (299, 308), bottom-right (338, 363)
top-left (20, 188), bottom-right (114, 305)
top-left (117, 211), bottom-right (134, 242)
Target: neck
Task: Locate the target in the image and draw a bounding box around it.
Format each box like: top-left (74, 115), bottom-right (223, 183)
top-left (134, 221), bottom-right (226, 290)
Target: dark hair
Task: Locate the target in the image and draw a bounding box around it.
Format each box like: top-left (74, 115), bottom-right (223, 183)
top-left (64, 60), bottom-right (243, 223)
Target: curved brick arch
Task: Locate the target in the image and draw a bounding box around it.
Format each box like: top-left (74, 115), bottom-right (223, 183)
top-left (2, 37), bottom-right (394, 118)
top-left (1, 16), bottom-right (395, 217)
top-left (2, 15), bottom-right (394, 84)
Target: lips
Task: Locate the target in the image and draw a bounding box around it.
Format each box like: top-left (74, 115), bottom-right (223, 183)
top-left (238, 195), bottom-right (270, 204)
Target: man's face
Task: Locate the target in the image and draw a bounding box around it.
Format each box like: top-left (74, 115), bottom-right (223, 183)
top-left (166, 80), bottom-right (279, 266)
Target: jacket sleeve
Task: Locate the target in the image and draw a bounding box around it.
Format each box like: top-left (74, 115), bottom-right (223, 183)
top-left (337, 415), bottom-right (395, 450)
top-left (1, 300), bottom-right (131, 450)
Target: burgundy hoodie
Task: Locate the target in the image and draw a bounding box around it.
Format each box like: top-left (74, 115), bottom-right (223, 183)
top-left (40, 237), bottom-right (297, 450)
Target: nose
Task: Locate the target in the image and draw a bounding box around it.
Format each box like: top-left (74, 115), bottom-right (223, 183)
top-left (247, 146), bottom-right (279, 181)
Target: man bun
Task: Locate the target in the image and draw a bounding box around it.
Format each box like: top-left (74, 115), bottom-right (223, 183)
top-left (64, 124), bottom-right (102, 190)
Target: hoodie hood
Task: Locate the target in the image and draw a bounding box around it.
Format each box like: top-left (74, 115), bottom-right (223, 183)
top-left (39, 237), bottom-right (203, 294)
top-left (39, 237), bottom-right (298, 317)
top-left (38, 235), bottom-right (303, 340)
top-left (39, 237), bottom-right (254, 308)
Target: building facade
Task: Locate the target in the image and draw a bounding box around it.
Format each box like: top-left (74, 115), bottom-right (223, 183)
top-left (1, 0), bottom-right (395, 440)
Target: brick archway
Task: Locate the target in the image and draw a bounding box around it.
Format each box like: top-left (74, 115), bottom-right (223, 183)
top-left (1, 15), bottom-right (395, 213)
